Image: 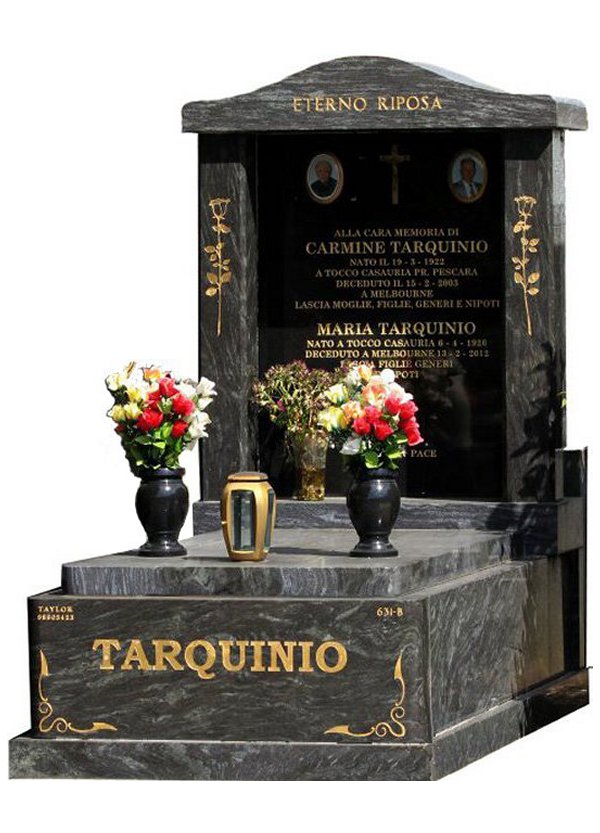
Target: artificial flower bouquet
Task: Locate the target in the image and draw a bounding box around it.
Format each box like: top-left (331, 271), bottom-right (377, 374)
top-left (252, 360), bottom-right (334, 446)
top-left (318, 363), bottom-right (423, 471)
top-left (106, 362), bottom-right (216, 472)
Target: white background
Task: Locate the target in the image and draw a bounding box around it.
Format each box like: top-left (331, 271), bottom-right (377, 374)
top-left (1, 0), bottom-right (597, 826)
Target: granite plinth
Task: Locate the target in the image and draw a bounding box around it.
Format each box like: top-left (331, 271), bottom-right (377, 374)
top-left (192, 497), bottom-right (584, 557)
top-left (10, 669), bottom-right (589, 780)
top-left (62, 528), bottom-right (510, 597)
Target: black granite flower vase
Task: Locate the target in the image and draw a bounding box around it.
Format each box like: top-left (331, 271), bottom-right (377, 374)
top-left (346, 467), bottom-right (400, 557)
top-left (135, 468), bottom-right (189, 556)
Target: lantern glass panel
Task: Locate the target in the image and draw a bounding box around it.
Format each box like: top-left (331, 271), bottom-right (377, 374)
top-left (232, 490), bottom-right (256, 551)
top-left (265, 489), bottom-right (275, 549)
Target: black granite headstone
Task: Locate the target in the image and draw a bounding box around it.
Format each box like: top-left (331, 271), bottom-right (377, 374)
top-left (258, 132), bottom-right (505, 498)
top-left (184, 57), bottom-right (586, 503)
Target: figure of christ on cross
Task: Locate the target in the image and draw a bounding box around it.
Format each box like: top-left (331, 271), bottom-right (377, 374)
top-left (379, 143), bottom-right (411, 205)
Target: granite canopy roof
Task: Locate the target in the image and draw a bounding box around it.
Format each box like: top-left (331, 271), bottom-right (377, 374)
top-left (182, 56), bottom-right (587, 134)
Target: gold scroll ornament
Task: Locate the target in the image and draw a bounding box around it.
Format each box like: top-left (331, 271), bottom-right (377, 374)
top-left (37, 650), bottom-right (117, 735)
top-left (324, 650), bottom-right (407, 739)
top-left (203, 197), bottom-right (233, 337)
top-left (512, 195), bottom-right (541, 337)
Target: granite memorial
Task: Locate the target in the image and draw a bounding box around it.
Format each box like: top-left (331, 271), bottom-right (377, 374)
top-left (10, 57), bottom-right (589, 781)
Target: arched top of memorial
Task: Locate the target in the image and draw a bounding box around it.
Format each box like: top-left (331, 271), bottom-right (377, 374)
top-left (182, 56), bottom-right (587, 134)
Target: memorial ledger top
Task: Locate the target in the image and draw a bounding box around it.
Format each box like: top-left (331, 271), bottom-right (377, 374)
top-left (182, 56), bottom-right (587, 134)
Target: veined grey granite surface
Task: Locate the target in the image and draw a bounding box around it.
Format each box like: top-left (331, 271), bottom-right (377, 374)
top-left (10, 669), bottom-right (588, 781)
top-left (193, 497), bottom-right (584, 557)
top-left (62, 528), bottom-right (510, 597)
top-left (182, 56), bottom-right (587, 133)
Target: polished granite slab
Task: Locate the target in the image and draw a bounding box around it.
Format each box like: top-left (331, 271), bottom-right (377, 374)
top-left (193, 497), bottom-right (584, 557)
top-left (62, 528), bottom-right (511, 597)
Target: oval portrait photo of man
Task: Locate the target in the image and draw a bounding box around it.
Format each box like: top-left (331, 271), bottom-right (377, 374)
top-left (306, 153), bottom-right (344, 204)
top-left (449, 150), bottom-right (487, 203)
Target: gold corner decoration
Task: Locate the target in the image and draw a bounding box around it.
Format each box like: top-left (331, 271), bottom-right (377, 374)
top-left (324, 650), bottom-right (407, 740)
top-left (37, 650), bottom-right (117, 736)
top-left (512, 195), bottom-right (541, 337)
top-left (203, 197), bottom-right (233, 337)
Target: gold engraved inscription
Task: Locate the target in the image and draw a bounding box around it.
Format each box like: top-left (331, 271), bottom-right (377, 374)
top-left (36, 604), bottom-right (75, 622)
top-left (324, 650), bottom-right (407, 740)
top-left (91, 637), bottom-right (348, 679)
top-left (37, 650), bottom-right (117, 735)
top-left (291, 95), bottom-right (443, 113)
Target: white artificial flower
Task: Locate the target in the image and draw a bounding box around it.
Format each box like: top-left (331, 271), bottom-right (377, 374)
top-left (325, 383), bottom-right (347, 406)
top-left (380, 368), bottom-right (396, 384)
top-left (126, 365), bottom-right (144, 388)
top-left (340, 435), bottom-right (362, 455)
top-left (345, 366), bottom-right (361, 387)
top-left (178, 382), bottom-right (197, 400)
top-left (106, 365), bottom-right (136, 391)
top-left (188, 412), bottom-right (211, 439)
top-left (196, 377), bottom-right (217, 398)
top-left (196, 397), bottom-right (213, 412)
top-left (389, 382), bottom-right (413, 403)
top-left (106, 372), bottom-right (123, 392)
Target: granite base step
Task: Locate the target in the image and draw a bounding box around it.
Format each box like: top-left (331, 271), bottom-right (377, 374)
top-left (9, 669), bottom-right (589, 781)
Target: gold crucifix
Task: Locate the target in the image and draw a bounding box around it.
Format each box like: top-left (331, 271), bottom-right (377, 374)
top-left (379, 144), bottom-right (411, 205)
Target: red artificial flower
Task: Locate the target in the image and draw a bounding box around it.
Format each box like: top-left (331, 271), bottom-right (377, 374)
top-left (353, 416), bottom-right (372, 435)
top-left (404, 420), bottom-right (423, 446)
top-left (137, 408), bottom-right (164, 432)
top-left (172, 393), bottom-right (195, 416)
top-left (171, 420), bottom-right (188, 439)
top-left (384, 395), bottom-right (402, 416)
top-left (363, 405), bottom-right (382, 423)
top-left (373, 420), bottom-right (394, 441)
top-left (115, 424), bottom-right (125, 434)
top-left (146, 389), bottom-right (161, 404)
top-left (159, 376), bottom-right (178, 398)
top-left (398, 401), bottom-right (417, 420)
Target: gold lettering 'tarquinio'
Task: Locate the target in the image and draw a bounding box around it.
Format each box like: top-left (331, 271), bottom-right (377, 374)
top-left (92, 638), bottom-right (349, 679)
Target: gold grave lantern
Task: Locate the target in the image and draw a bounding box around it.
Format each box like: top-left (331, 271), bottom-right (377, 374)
top-left (220, 472), bottom-right (276, 561)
